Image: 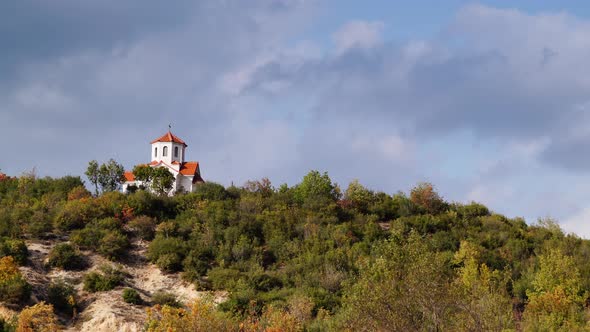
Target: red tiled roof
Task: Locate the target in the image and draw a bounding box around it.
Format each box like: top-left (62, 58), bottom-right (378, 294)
top-left (125, 161), bottom-right (204, 183)
top-left (179, 161), bottom-right (199, 175)
top-left (150, 131), bottom-right (187, 146)
top-left (123, 171), bottom-right (135, 182)
top-left (180, 162), bottom-right (204, 183)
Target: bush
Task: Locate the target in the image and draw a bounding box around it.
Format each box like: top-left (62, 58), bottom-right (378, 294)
top-left (0, 316), bottom-right (16, 332)
top-left (148, 236), bottom-right (186, 273)
top-left (70, 227), bottom-right (102, 251)
top-left (16, 302), bottom-right (58, 332)
top-left (83, 265), bottom-right (125, 293)
top-left (53, 199), bottom-right (95, 232)
top-left (145, 297), bottom-right (236, 332)
top-left (208, 268), bottom-right (244, 291)
top-left (128, 215), bottom-right (157, 240)
top-left (151, 291), bottom-right (181, 308)
top-left (122, 288), bottom-right (142, 305)
top-left (0, 238), bottom-right (28, 265)
top-left (0, 256), bottom-right (31, 305)
top-left (47, 279), bottom-right (77, 316)
top-left (70, 219), bottom-right (129, 260)
top-left (47, 243), bottom-right (86, 270)
top-left (98, 230), bottom-right (129, 260)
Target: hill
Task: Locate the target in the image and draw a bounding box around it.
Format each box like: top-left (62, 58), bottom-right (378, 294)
top-left (0, 171), bottom-right (589, 331)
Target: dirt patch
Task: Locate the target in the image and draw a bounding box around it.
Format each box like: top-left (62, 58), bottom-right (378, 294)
top-left (21, 239), bottom-right (226, 331)
top-left (65, 290), bottom-right (146, 332)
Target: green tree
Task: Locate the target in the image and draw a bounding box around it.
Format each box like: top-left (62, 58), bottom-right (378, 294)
top-left (343, 179), bottom-right (374, 212)
top-left (85, 160), bottom-right (100, 196)
top-left (132, 165), bottom-right (174, 196)
top-left (338, 233), bottom-right (457, 331)
top-left (522, 249), bottom-right (587, 331)
top-left (151, 167), bottom-right (175, 196)
top-left (132, 164), bottom-right (153, 185)
top-left (293, 170), bottom-right (340, 204)
top-left (452, 241), bottom-right (513, 331)
top-left (98, 159), bottom-right (125, 193)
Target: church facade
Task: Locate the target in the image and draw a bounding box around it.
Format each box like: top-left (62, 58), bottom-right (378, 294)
top-left (122, 130), bottom-right (204, 194)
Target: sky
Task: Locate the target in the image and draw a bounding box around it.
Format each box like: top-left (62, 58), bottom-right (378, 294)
top-left (2, 0), bottom-right (590, 237)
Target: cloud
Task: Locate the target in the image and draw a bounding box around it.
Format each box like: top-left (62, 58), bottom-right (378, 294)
top-left (4, 2), bottom-right (590, 236)
top-left (332, 20), bottom-right (384, 54)
top-left (562, 208), bottom-right (590, 239)
top-left (0, 0), bottom-right (317, 178)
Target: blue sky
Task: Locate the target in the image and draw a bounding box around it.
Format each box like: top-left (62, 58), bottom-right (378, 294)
top-left (2, 0), bottom-right (590, 237)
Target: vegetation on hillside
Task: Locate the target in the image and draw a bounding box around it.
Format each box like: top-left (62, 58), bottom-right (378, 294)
top-left (0, 168), bottom-right (589, 330)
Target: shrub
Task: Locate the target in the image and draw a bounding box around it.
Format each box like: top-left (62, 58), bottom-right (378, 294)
top-left (208, 268), bottom-right (244, 291)
top-left (47, 279), bottom-right (77, 316)
top-left (47, 243), bottom-right (86, 270)
top-left (122, 288), bottom-right (142, 305)
top-left (148, 236), bottom-right (186, 273)
top-left (191, 182), bottom-right (230, 201)
top-left (0, 316), bottom-right (16, 332)
top-left (128, 215), bottom-right (157, 240)
top-left (98, 230), bottom-right (129, 260)
top-left (53, 199), bottom-right (95, 232)
top-left (151, 291), bottom-right (181, 308)
top-left (83, 265), bottom-right (125, 293)
top-left (70, 227), bottom-right (102, 251)
top-left (0, 256), bottom-right (31, 305)
top-left (70, 219), bottom-right (129, 260)
top-left (145, 297), bottom-right (236, 332)
top-left (26, 211), bottom-right (53, 239)
top-left (16, 302), bottom-right (58, 332)
top-left (67, 185), bottom-right (91, 200)
top-left (0, 238), bottom-right (28, 265)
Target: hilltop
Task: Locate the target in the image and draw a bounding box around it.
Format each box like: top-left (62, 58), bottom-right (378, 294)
top-left (0, 171), bottom-right (589, 331)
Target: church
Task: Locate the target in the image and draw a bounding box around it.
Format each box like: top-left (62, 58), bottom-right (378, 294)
top-left (122, 130), bottom-right (204, 194)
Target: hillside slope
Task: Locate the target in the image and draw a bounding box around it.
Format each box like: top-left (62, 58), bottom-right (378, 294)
top-left (0, 173), bottom-right (589, 331)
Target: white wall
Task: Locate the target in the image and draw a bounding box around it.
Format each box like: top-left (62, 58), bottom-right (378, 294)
top-left (151, 142), bottom-right (185, 164)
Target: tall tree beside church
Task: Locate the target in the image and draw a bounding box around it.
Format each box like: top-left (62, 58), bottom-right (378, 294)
top-left (97, 159), bottom-right (125, 193)
top-left (85, 160), bottom-right (100, 196)
top-left (86, 159), bottom-right (125, 194)
top-left (150, 167), bottom-right (175, 196)
top-left (132, 165), bottom-right (174, 196)
top-left (132, 165), bottom-right (153, 186)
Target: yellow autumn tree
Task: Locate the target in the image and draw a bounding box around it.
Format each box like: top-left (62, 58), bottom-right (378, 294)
top-left (452, 241), bottom-right (514, 331)
top-left (522, 249), bottom-right (587, 331)
top-left (145, 297), bottom-right (237, 332)
top-left (16, 302), bottom-right (59, 332)
top-left (0, 256), bottom-right (31, 305)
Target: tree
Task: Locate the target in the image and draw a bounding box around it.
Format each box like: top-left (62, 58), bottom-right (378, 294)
top-left (132, 164), bottom-right (153, 185)
top-left (522, 249), bottom-right (587, 330)
top-left (338, 233), bottom-right (457, 331)
top-left (343, 179), bottom-right (374, 212)
top-left (410, 182), bottom-right (445, 214)
top-left (132, 165), bottom-right (174, 196)
top-left (293, 170), bottom-right (340, 204)
top-left (16, 302), bottom-right (59, 332)
top-left (0, 256), bottom-right (31, 304)
top-left (85, 160), bottom-right (100, 196)
top-left (151, 167), bottom-right (175, 196)
top-left (98, 159), bottom-right (125, 193)
top-left (145, 297), bottom-right (236, 332)
top-left (452, 241), bottom-right (513, 331)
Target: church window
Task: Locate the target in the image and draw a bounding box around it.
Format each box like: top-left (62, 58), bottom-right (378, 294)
top-left (174, 146), bottom-right (179, 158)
top-left (163, 146), bottom-right (168, 157)
top-left (154, 147), bottom-right (157, 157)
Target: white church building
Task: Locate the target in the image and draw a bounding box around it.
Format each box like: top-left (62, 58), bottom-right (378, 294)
top-left (122, 130), bottom-right (204, 194)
